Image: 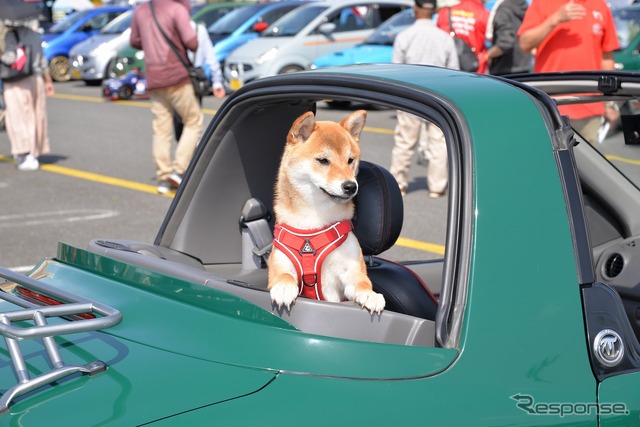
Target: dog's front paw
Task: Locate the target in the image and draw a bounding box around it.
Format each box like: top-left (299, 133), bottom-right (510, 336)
top-left (270, 282), bottom-right (299, 311)
top-left (354, 290), bottom-right (385, 315)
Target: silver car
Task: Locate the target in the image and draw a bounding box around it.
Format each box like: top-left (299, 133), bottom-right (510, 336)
top-left (69, 9), bottom-right (132, 85)
top-left (224, 0), bottom-right (412, 91)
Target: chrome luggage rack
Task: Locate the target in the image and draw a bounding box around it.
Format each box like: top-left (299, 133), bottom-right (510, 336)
top-left (0, 266), bottom-right (123, 414)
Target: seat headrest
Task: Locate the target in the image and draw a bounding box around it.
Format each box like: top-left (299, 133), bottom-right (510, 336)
top-left (353, 161), bottom-right (404, 256)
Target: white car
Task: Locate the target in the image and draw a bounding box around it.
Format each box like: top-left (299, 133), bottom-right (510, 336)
top-left (69, 10), bottom-right (132, 85)
top-left (224, 0), bottom-right (412, 91)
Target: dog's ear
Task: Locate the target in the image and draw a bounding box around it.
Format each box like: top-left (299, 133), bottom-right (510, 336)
top-left (340, 110), bottom-right (367, 143)
top-left (288, 111), bottom-right (316, 145)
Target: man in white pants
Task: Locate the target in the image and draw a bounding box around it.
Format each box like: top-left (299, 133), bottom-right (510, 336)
top-left (390, 0), bottom-right (459, 198)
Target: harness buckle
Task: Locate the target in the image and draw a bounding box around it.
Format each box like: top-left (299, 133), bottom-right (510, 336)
top-left (299, 238), bottom-right (316, 255)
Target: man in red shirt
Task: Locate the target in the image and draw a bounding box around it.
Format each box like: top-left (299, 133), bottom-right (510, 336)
top-left (518, 0), bottom-right (619, 144)
top-left (436, 0), bottom-right (490, 73)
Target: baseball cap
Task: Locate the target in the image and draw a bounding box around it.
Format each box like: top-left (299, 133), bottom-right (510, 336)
top-left (415, 0), bottom-right (437, 8)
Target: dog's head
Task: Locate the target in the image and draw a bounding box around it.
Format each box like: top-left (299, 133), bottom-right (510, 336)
top-left (279, 110), bottom-right (367, 203)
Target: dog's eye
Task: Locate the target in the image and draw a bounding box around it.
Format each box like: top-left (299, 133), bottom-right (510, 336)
top-left (316, 158), bottom-right (330, 166)
top-left (347, 158), bottom-right (354, 165)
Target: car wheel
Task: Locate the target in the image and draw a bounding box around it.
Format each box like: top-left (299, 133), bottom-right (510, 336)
top-left (49, 56), bottom-right (71, 82)
top-left (118, 85), bottom-right (133, 100)
top-left (278, 65), bottom-right (304, 74)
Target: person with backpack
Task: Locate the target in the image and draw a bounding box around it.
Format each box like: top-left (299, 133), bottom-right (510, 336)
top-left (0, 21), bottom-right (55, 171)
top-left (436, 0), bottom-right (490, 73)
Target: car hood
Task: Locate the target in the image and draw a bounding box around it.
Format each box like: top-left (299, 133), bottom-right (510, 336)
top-left (41, 33), bottom-right (61, 43)
top-left (70, 34), bottom-right (119, 55)
top-left (312, 44), bottom-right (392, 68)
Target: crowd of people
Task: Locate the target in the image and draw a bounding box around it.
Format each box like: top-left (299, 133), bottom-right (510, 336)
top-left (390, 0), bottom-right (620, 197)
top-left (0, 0), bottom-right (622, 201)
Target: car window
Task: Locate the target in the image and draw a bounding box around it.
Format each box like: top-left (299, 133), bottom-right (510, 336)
top-left (100, 10), bottom-right (132, 34)
top-left (251, 5), bottom-right (301, 34)
top-left (262, 5), bottom-right (329, 37)
top-left (323, 6), bottom-right (372, 33)
top-left (614, 7), bottom-right (640, 50)
top-left (47, 9), bottom-right (92, 33)
top-left (364, 9), bottom-right (414, 46)
top-left (208, 3), bottom-right (269, 35)
top-left (84, 12), bottom-right (124, 32)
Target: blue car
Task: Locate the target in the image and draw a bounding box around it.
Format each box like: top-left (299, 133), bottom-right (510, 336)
top-left (311, 8), bottom-right (414, 69)
top-left (41, 6), bottom-right (131, 82)
top-left (208, 1), bottom-right (306, 66)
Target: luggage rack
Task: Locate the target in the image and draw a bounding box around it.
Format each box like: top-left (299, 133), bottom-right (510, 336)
top-left (0, 266), bottom-right (122, 414)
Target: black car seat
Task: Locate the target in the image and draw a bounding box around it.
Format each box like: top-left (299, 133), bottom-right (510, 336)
top-left (353, 161), bottom-right (439, 320)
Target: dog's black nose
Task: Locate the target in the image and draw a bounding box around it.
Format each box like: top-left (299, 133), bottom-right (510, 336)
top-left (342, 181), bottom-right (357, 196)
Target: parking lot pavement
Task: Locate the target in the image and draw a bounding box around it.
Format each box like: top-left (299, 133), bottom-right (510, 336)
top-left (0, 82), bottom-right (445, 271)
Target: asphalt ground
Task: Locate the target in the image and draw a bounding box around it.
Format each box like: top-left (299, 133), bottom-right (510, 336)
top-left (0, 80), bottom-right (446, 272)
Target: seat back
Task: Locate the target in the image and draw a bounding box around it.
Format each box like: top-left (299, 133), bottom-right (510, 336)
top-left (353, 161), bottom-right (438, 320)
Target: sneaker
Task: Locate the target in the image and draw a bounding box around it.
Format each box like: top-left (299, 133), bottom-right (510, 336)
top-left (17, 154), bottom-right (39, 171)
top-left (157, 180), bottom-right (171, 194)
top-left (167, 171), bottom-right (183, 188)
top-left (428, 191), bottom-right (444, 199)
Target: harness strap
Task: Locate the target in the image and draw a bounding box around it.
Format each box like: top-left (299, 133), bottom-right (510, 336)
top-left (273, 220), bottom-right (353, 300)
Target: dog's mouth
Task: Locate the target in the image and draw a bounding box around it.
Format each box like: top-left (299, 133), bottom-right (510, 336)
top-left (320, 187), bottom-right (354, 201)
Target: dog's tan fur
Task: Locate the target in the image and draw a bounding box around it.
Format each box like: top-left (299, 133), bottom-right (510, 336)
top-left (268, 110), bottom-right (385, 314)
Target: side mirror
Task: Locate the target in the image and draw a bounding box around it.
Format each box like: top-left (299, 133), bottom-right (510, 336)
top-left (318, 22), bottom-right (336, 35)
top-left (253, 22), bottom-right (269, 33)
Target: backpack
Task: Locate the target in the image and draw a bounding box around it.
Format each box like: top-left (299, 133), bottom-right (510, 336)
top-left (0, 29), bottom-right (34, 82)
top-left (447, 8), bottom-right (479, 73)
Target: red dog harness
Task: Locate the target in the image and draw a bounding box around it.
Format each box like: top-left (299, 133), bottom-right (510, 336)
top-left (272, 220), bottom-right (353, 300)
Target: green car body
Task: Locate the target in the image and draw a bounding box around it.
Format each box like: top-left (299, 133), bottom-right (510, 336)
top-left (1, 65), bottom-right (640, 425)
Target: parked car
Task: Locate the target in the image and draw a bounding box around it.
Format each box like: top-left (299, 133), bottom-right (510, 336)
top-left (41, 5), bottom-right (131, 82)
top-left (311, 8), bottom-right (414, 69)
top-left (613, 4), bottom-right (640, 70)
top-left (102, 68), bottom-right (147, 100)
top-left (207, 1), bottom-right (307, 66)
top-left (1, 65), bottom-right (640, 424)
top-left (69, 9), bottom-right (133, 85)
top-left (191, 1), bottom-right (253, 29)
top-left (224, 0), bottom-right (411, 90)
top-left (107, 1), bottom-right (253, 81)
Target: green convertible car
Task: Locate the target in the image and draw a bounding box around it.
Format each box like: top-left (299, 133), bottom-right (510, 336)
top-left (2, 65), bottom-right (640, 425)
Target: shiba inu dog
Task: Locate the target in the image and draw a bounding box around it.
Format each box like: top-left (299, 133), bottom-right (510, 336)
top-left (268, 110), bottom-right (385, 315)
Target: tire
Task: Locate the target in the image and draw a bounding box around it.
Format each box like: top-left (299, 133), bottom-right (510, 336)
top-left (278, 65), bottom-right (304, 74)
top-left (117, 85), bottom-right (133, 100)
top-left (49, 56), bottom-right (71, 82)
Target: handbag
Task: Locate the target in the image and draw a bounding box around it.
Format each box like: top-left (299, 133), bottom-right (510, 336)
top-left (447, 8), bottom-right (479, 73)
top-left (0, 31), bottom-right (34, 82)
top-left (149, 1), bottom-right (211, 97)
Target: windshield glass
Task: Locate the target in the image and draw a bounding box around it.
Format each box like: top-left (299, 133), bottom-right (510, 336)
top-left (100, 10), bottom-right (132, 34)
top-left (262, 5), bottom-right (328, 37)
top-left (614, 7), bottom-right (640, 49)
top-left (47, 9), bottom-right (92, 33)
top-left (364, 9), bottom-right (414, 46)
top-left (208, 3), bottom-right (268, 35)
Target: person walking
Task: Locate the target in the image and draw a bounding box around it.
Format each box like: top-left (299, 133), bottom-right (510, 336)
top-left (486, 0), bottom-right (531, 75)
top-left (130, 0), bottom-right (203, 194)
top-left (518, 0), bottom-right (619, 145)
top-left (173, 19), bottom-right (225, 141)
top-left (437, 0), bottom-right (490, 73)
top-left (0, 21), bottom-right (55, 171)
top-left (390, 0), bottom-right (459, 198)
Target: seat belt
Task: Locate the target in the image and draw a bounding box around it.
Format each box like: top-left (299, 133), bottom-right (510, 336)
top-left (239, 198), bottom-right (272, 268)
